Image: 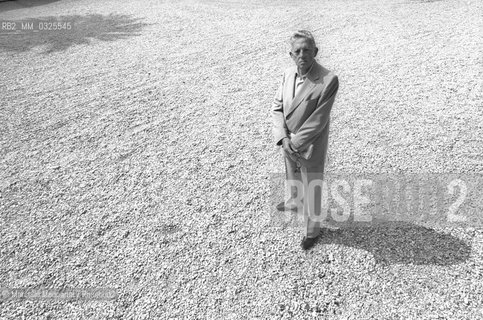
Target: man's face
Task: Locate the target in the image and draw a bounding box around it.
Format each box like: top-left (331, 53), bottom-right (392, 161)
top-left (290, 38), bottom-right (318, 73)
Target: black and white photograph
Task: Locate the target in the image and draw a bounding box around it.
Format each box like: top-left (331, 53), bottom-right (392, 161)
top-left (0, 0), bottom-right (482, 319)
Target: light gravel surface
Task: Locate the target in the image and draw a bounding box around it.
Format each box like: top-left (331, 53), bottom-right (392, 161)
top-left (1, 0), bottom-right (482, 319)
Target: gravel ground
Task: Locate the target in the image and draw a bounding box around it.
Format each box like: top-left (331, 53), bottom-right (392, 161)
top-left (1, 0), bottom-right (482, 319)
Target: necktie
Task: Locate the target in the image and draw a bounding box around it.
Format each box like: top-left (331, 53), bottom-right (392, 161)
top-left (294, 74), bottom-right (305, 98)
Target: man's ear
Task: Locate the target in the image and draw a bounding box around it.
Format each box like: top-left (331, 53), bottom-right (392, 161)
top-left (314, 47), bottom-right (319, 57)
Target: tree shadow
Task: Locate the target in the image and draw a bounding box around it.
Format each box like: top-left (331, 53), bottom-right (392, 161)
top-left (0, 0), bottom-right (61, 13)
top-left (319, 221), bottom-right (471, 265)
top-left (0, 13), bottom-right (150, 53)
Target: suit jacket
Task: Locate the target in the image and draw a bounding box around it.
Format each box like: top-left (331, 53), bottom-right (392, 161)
top-left (272, 61), bottom-right (339, 169)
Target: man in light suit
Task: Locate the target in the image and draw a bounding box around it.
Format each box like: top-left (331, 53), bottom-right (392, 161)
top-left (272, 30), bottom-right (339, 250)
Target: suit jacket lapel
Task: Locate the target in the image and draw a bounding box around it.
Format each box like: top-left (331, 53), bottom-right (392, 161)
top-left (286, 78), bottom-right (315, 117)
top-left (284, 68), bottom-right (295, 113)
top-left (285, 62), bottom-right (321, 117)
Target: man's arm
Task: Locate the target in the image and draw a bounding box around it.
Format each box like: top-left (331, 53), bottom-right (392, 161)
top-left (291, 75), bottom-right (339, 151)
top-left (272, 72), bottom-right (288, 146)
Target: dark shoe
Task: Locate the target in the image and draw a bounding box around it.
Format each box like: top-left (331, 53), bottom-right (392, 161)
top-left (276, 201), bottom-right (298, 212)
top-left (276, 202), bottom-right (286, 211)
top-left (301, 236), bottom-right (319, 250)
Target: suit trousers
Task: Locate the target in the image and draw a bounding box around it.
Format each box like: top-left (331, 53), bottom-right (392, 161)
top-left (283, 150), bottom-right (325, 238)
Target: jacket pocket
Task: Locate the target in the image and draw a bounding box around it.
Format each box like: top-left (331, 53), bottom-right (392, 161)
top-left (305, 97), bottom-right (318, 103)
top-left (304, 97), bottom-right (318, 114)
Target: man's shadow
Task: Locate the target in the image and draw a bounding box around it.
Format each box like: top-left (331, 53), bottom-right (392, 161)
top-left (318, 220), bottom-right (471, 265)
top-left (271, 175), bottom-right (471, 265)
top-left (0, 13), bottom-right (150, 53)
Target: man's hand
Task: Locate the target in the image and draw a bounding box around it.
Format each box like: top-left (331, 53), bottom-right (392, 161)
top-left (282, 138), bottom-right (300, 162)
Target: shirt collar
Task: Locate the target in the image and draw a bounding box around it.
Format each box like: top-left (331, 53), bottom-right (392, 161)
top-left (295, 61), bottom-right (315, 80)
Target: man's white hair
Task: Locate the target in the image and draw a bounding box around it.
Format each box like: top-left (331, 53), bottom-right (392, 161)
top-left (289, 30), bottom-right (317, 49)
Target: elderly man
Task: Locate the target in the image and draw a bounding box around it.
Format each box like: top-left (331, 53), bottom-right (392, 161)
top-left (272, 30), bottom-right (339, 250)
